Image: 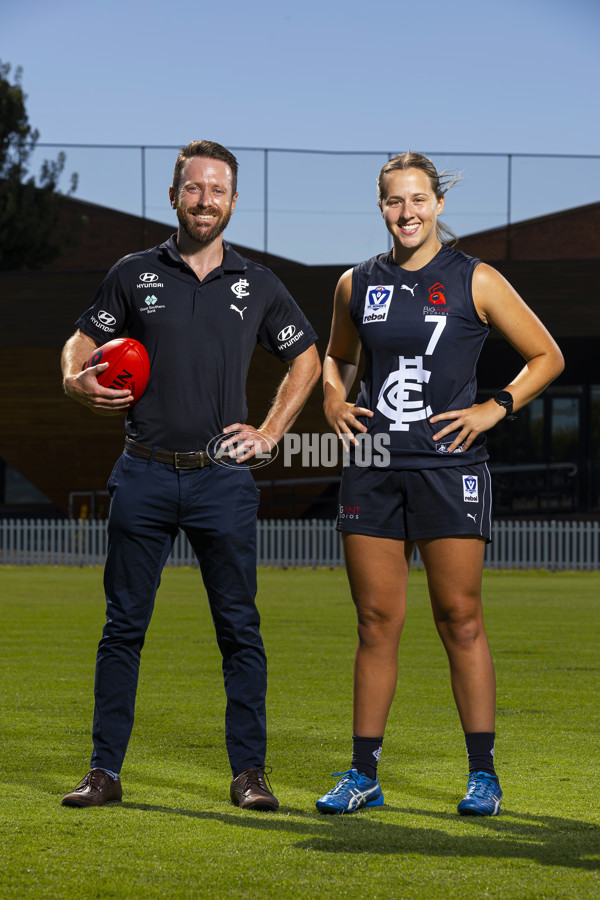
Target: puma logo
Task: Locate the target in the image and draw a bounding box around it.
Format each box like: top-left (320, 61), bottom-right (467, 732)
top-left (401, 283), bottom-right (418, 297)
top-left (467, 513), bottom-right (478, 523)
top-left (230, 304), bottom-right (247, 320)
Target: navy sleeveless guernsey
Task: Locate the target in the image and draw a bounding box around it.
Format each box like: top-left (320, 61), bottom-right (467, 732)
top-left (350, 245), bottom-right (490, 469)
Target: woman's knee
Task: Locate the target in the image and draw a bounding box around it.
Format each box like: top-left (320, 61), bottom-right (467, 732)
top-left (436, 610), bottom-right (483, 648)
top-left (356, 602), bottom-right (404, 647)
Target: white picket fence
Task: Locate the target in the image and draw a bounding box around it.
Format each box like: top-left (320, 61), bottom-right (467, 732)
top-left (0, 518), bottom-right (598, 571)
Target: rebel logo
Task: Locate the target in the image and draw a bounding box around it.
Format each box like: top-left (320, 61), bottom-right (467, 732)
top-left (363, 284), bottom-right (394, 324)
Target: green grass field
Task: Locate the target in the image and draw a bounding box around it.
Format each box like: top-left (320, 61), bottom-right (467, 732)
top-left (0, 565), bottom-right (599, 899)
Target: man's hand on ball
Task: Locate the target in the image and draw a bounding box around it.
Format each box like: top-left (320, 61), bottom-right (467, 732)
top-left (64, 363), bottom-right (133, 416)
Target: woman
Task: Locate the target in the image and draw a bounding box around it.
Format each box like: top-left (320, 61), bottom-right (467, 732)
top-left (316, 152), bottom-right (564, 816)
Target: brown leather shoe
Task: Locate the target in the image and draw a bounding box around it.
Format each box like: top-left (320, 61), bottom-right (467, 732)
top-left (62, 769), bottom-right (123, 807)
top-left (230, 767), bottom-right (279, 811)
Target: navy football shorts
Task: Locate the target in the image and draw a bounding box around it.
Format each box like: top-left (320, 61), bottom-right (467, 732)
top-left (336, 462), bottom-right (492, 542)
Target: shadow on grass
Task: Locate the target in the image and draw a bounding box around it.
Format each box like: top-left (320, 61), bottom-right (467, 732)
top-left (122, 801), bottom-right (600, 872)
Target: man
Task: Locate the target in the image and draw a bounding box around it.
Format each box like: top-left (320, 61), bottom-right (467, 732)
top-left (60, 140), bottom-right (320, 811)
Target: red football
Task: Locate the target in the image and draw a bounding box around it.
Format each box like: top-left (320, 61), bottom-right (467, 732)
top-left (82, 337), bottom-right (150, 406)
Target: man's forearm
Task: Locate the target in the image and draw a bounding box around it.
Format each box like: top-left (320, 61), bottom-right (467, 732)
top-left (260, 346), bottom-right (321, 444)
top-left (61, 330), bottom-right (99, 384)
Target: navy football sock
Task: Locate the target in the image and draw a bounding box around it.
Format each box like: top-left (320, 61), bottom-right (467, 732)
top-left (465, 732), bottom-right (497, 777)
top-left (352, 735), bottom-right (383, 781)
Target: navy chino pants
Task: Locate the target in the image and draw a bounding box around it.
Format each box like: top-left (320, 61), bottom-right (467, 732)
top-left (90, 449), bottom-right (267, 777)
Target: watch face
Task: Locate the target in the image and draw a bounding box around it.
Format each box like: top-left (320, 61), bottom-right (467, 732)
top-left (494, 391), bottom-right (514, 414)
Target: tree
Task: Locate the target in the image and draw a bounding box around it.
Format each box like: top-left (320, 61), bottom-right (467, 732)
top-left (0, 60), bottom-right (79, 270)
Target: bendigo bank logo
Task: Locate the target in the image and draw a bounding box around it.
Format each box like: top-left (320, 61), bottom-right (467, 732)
top-left (363, 285), bottom-right (394, 324)
top-left (428, 283), bottom-right (446, 304)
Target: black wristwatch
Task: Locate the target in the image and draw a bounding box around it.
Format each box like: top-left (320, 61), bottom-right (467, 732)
top-left (492, 390), bottom-right (516, 420)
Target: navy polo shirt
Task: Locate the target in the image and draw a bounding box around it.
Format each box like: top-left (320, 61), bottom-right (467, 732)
top-left (75, 236), bottom-right (318, 450)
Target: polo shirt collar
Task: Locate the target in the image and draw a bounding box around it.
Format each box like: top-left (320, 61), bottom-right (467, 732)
top-left (159, 235), bottom-right (247, 274)
top-left (221, 242), bottom-right (248, 273)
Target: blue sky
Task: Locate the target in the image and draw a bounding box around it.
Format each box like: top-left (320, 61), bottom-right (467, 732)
top-left (3, 0), bottom-right (600, 263)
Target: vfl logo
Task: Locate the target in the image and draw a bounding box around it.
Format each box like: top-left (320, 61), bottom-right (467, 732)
top-left (401, 283), bottom-right (418, 297)
top-left (145, 295), bottom-right (158, 306)
top-left (230, 304), bottom-right (247, 320)
top-left (278, 325), bottom-right (296, 342)
top-left (428, 283), bottom-right (446, 304)
top-left (363, 284), bottom-right (394, 324)
top-left (231, 278), bottom-right (250, 299)
top-left (98, 310), bottom-right (116, 325)
top-left (368, 285), bottom-right (393, 308)
top-left (463, 474), bottom-right (479, 503)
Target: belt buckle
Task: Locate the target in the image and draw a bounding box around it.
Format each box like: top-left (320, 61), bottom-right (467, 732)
top-left (173, 451), bottom-right (196, 469)
top-left (173, 451), bottom-right (207, 469)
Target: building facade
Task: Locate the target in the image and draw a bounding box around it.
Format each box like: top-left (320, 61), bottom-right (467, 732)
top-left (1, 199), bottom-right (598, 518)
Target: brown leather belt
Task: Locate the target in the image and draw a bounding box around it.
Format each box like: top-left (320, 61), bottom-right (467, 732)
top-left (125, 437), bottom-right (211, 469)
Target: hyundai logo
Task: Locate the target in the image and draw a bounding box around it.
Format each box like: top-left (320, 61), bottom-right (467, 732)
top-left (139, 273), bottom-right (159, 282)
top-left (98, 310), bottom-right (116, 325)
top-left (277, 325), bottom-right (296, 342)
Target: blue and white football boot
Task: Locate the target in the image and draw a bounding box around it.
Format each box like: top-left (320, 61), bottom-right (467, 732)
top-left (316, 769), bottom-right (384, 815)
top-left (457, 771), bottom-right (502, 816)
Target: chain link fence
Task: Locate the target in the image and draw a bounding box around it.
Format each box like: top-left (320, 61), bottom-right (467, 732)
top-left (30, 143), bottom-right (600, 265)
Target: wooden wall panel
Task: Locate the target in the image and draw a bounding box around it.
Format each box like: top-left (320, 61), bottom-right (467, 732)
top-left (1, 257), bottom-right (597, 514)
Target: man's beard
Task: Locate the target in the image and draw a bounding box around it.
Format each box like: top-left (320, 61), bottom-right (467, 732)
top-left (177, 204), bottom-right (232, 247)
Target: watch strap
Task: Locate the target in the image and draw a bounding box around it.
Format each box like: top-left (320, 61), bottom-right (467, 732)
top-left (492, 390), bottom-right (516, 420)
